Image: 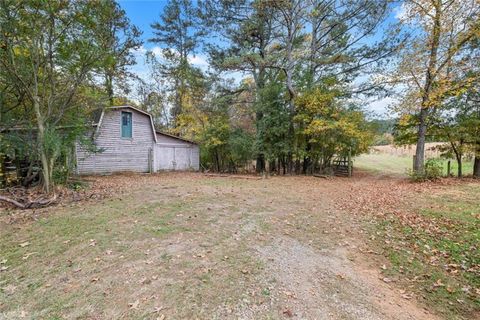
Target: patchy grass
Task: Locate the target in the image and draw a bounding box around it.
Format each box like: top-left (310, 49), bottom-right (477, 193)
top-left (2, 172), bottom-right (477, 319)
top-left (355, 153), bottom-right (474, 177)
top-left (0, 177), bottom-right (272, 319)
top-left (375, 183), bottom-right (480, 319)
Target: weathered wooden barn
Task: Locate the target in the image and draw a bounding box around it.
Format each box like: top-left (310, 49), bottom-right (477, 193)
top-left (75, 106), bottom-right (199, 175)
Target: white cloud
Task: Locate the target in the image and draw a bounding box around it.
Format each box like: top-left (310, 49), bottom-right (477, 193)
top-left (365, 96), bottom-right (398, 118)
top-left (394, 3), bottom-right (408, 21)
top-left (144, 46), bottom-right (209, 69)
top-left (150, 46), bottom-right (163, 57)
top-left (130, 45), bottom-right (147, 59)
top-left (188, 54), bottom-right (209, 67)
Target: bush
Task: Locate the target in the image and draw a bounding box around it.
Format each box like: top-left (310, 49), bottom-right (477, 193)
top-left (53, 165), bottom-right (70, 184)
top-left (407, 158), bottom-right (443, 181)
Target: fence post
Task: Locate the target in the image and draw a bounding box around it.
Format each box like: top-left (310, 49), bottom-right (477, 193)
top-left (0, 152), bottom-right (4, 188)
top-left (447, 160), bottom-right (451, 176)
top-left (148, 148), bottom-right (153, 173)
top-left (413, 155), bottom-right (416, 171)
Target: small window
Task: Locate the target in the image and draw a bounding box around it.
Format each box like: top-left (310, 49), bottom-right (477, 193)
top-left (121, 111), bottom-right (132, 138)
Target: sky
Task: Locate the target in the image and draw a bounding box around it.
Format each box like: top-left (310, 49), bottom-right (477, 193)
top-left (118, 0), bottom-right (402, 118)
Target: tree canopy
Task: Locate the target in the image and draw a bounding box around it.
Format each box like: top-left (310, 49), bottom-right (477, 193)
top-left (1, 0), bottom-right (479, 193)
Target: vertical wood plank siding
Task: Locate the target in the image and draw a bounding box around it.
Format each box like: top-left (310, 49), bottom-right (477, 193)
top-left (154, 132), bottom-right (200, 171)
top-left (76, 108), bottom-right (155, 174)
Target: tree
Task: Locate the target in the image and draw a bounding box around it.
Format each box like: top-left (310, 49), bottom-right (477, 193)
top-left (200, 0), bottom-right (279, 172)
top-left (437, 81), bottom-right (480, 177)
top-left (255, 79), bottom-right (291, 173)
top-left (94, 0), bottom-right (142, 106)
top-left (149, 0), bottom-right (206, 127)
top-left (393, 0), bottom-right (480, 174)
top-left (432, 116), bottom-right (468, 177)
top-left (471, 89), bottom-right (480, 178)
top-left (135, 78), bottom-right (170, 129)
top-left (0, 0), bottom-right (136, 192)
top-left (201, 0), bottom-right (397, 174)
top-left (295, 80), bottom-right (373, 173)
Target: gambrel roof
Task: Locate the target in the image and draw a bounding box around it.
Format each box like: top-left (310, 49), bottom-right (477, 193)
top-left (94, 105), bottom-right (198, 145)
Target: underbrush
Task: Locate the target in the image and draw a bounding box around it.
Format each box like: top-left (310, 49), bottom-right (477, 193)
top-left (407, 159), bottom-right (444, 181)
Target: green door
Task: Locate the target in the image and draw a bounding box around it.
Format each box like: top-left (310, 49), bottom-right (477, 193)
top-left (121, 111), bottom-right (132, 138)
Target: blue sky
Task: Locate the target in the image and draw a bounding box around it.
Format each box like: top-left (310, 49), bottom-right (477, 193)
top-left (118, 0), bottom-right (403, 117)
top-left (118, 0), bottom-right (167, 50)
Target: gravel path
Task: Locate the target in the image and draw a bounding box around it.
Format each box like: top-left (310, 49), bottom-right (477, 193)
top-left (256, 237), bottom-right (435, 320)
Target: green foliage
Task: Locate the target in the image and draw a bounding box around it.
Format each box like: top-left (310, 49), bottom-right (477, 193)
top-left (0, 0), bottom-right (141, 191)
top-left (369, 119), bottom-right (396, 145)
top-left (93, 0), bottom-right (143, 103)
top-left (199, 115), bottom-right (255, 172)
top-left (228, 129), bottom-right (255, 166)
top-left (295, 84), bottom-right (374, 170)
top-left (255, 82), bottom-right (291, 162)
top-left (407, 158), bottom-right (443, 181)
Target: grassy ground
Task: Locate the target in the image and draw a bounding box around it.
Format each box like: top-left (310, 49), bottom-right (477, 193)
top-left (1, 173), bottom-right (442, 320)
top-left (355, 153), bottom-right (474, 177)
top-left (376, 183), bottom-right (480, 319)
top-left (1, 173), bottom-right (478, 319)
top-left (1, 176), bottom-right (274, 319)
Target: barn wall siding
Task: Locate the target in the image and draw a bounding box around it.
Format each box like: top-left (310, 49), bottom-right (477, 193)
top-left (156, 134), bottom-right (188, 144)
top-left (76, 107), bottom-right (200, 175)
top-left (76, 108), bottom-right (155, 174)
top-left (154, 133), bottom-right (200, 171)
top-left (191, 145), bottom-right (200, 170)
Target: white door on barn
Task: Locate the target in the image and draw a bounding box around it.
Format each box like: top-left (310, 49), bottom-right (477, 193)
top-left (174, 147), bottom-right (191, 170)
top-left (155, 146), bottom-right (175, 170)
top-left (155, 145), bottom-right (194, 171)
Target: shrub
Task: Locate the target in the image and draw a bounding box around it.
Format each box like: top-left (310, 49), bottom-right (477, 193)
top-left (407, 158), bottom-right (443, 181)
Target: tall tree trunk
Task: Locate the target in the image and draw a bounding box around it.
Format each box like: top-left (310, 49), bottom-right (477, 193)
top-left (474, 140), bottom-right (480, 178)
top-left (474, 156), bottom-right (480, 178)
top-left (450, 141), bottom-right (463, 178)
top-left (303, 140), bottom-right (312, 174)
top-left (414, 109), bottom-right (428, 172)
top-left (33, 97), bottom-right (51, 193)
top-left (256, 153), bottom-right (265, 173)
top-left (255, 65), bottom-right (266, 174)
top-left (414, 1), bottom-right (442, 174)
top-left (475, 105), bottom-right (480, 178)
top-left (105, 72), bottom-right (114, 106)
top-left (456, 156), bottom-right (462, 178)
top-left (286, 39), bottom-right (296, 175)
top-left (0, 152), bottom-right (5, 188)
top-left (214, 149), bottom-right (221, 172)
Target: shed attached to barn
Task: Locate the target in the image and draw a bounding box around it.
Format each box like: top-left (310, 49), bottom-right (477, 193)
top-left (76, 106), bottom-right (199, 175)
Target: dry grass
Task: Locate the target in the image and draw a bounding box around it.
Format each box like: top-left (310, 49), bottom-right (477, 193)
top-left (1, 172), bottom-right (477, 319)
top-left (355, 153), bottom-right (475, 177)
top-left (371, 143), bottom-right (445, 158)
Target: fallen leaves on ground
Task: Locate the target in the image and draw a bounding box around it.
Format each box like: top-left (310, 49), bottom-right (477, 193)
top-left (19, 241), bottom-right (30, 247)
top-left (282, 309), bottom-right (293, 317)
top-left (128, 299), bottom-right (140, 310)
top-left (336, 175), bottom-right (480, 317)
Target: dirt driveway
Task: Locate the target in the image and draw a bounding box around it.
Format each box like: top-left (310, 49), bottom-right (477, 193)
top-left (0, 173), bottom-right (439, 319)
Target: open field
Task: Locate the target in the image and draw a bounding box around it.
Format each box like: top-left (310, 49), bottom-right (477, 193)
top-left (1, 173), bottom-right (479, 319)
top-left (355, 153), bottom-right (474, 177)
top-left (371, 143), bottom-right (445, 158)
